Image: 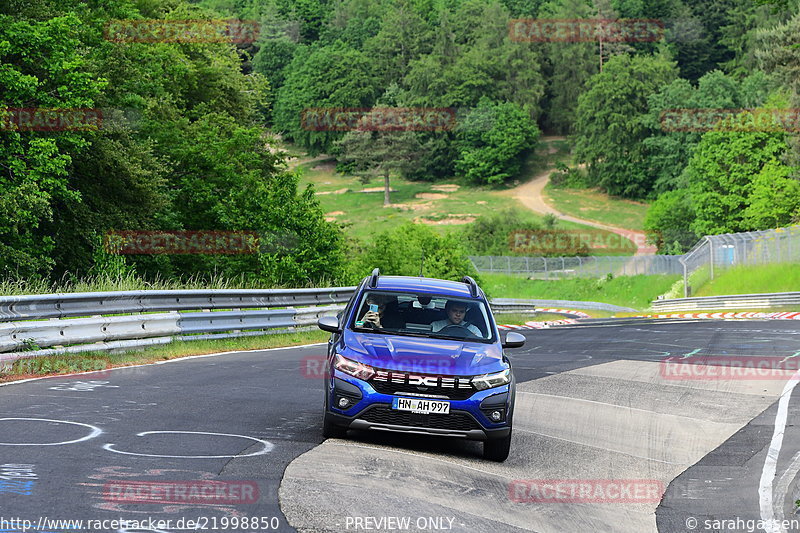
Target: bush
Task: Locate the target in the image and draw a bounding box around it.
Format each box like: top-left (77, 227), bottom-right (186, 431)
top-left (644, 189), bottom-right (698, 254)
top-left (455, 98), bottom-right (540, 184)
top-left (352, 223), bottom-right (479, 283)
top-left (462, 208), bottom-right (588, 256)
top-left (549, 165), bottom-right (591, 189)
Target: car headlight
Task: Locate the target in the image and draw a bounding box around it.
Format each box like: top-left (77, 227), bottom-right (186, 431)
top-left (472, 369), bottom-right (510, 390)
top-left (334, 354), bottom-right (375, 380)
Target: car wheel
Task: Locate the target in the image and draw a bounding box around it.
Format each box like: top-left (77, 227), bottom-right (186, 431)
top-left (483, 429), bottom-right (512, 462)
top-left (322, 414), bottom-right (348, 439)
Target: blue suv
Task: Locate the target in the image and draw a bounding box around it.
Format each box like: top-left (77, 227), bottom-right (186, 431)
top-left (317, 269), bottom-right (525, 461)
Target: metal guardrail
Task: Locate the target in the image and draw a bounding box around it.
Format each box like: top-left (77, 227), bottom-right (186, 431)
top-left (0, 288), bottom-right (356, 364)
top-left (490, 298), bottom-right (636, 313)
top-left (651, 292), bottom-right (800, 312)
top-left (0, 288), bottom-right (354, 321)
top-left (0, 286), bottom-right (636, 364)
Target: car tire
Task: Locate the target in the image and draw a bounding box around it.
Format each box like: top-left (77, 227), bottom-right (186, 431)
top-left (483, 429), bottom-right (512, 462)
top-left (322, 414), bottom-right (348, 439)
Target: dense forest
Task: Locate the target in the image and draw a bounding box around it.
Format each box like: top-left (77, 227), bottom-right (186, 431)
top-left (1, 0), bottom-right (799, 286)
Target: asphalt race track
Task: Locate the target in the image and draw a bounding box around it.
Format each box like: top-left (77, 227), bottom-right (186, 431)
top-left (1, 319), bottom-right (799, 533)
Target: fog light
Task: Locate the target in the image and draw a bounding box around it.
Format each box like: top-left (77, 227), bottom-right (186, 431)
top-left (490, 410), bottom-right (503, 422)
top-left (337, 396), bottom-right (351, 409)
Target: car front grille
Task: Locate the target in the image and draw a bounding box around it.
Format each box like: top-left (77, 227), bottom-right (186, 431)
top-left (359, 405), bottom-right (481, 431)
top-left (368, 368), bottom-right (476, 400)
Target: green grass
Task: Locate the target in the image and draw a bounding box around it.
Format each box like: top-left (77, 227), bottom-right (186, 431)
top-left (0, 329), bottom-right (329, 383)
top-left (694, 263), bottom-right (800, 297)
top-left (543, 183), bottom-right (650, 231)
top-left (0, 271), bottom-right (348, 296)
top-left (296, 149), bottom-right (635, 253)
top-left (480, 272), bottom-right (682, 310)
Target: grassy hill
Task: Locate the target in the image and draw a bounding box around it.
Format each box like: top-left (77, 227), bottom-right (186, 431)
top-left (295, 150), bottom-right (637, 254)
top-left (544, 184), bottom-right (650, 231)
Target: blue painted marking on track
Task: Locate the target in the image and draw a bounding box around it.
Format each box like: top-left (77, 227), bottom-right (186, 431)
top-left (0, 479), bottom-right (35, 495)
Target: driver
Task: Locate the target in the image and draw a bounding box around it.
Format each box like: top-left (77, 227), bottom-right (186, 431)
top-left (431, 300), bottom-right (482, 337)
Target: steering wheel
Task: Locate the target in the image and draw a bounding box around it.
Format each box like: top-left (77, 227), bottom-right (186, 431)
top-left (437, 323), bottom-right (480, 339)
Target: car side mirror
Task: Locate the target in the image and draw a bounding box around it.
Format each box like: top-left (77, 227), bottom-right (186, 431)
top-left (318, 316), bottom-right (341, 334)
top-left (502, 331), bottom-right (526, 349)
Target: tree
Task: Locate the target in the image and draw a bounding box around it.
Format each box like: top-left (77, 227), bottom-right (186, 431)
top-left (642, 70), bottom-right (769, 194)
top-left (402, 0), bottom-right (545, 113)
top-left (643, 189), bottom-right (697, 253)
top-left (743, 160), bottom-right (800, 229)
top-left (454, 98), bottom-right (540, 184)
top-left (363, 0), bottom-right (432, 86)
top-left (2, 0), bottom-right (350, 286)
top-left (0, 14), bottom-right (106, 277)
top-left (273, 42), bottom-right (378, 154)
top-left (685, 116), bottom-right (789, 235)
top-left (574, 53), bottom-right (677, 198)
top-left (537, 0), bottom-right (598, 134)
top-left (754, 12), bottom-right (800, 165)
top-left (335, 111), bottom-right (424, 205)
top-left (355, 222), bottom-right (479, 282)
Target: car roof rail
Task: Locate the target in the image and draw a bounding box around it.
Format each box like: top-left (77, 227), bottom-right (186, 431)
top-left (461, 275), bottom-right (478, 297)
top-left (368, 267), bottom-right (380, 288)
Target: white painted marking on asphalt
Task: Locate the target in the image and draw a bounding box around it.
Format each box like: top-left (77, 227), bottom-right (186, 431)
top-left (49, 380), bottom-right (119, 391)
top-left (0, 418), bottom-right (102, 446)
top-left (773, 451), bottom-right (800, 528)
top-left (103, 430), bottom-right (274, 458)
top-left (758, 368), bottom-right (800, 533)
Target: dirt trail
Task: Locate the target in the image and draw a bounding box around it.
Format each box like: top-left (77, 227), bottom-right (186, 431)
top-left (510, 143), bottom-right (656, 255)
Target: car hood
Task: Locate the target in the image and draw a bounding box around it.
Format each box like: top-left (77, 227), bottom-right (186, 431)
top-left (341, 330), bottom-right (506, 376)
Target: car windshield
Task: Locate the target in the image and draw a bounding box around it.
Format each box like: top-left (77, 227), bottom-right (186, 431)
top-left (350, 290), bottom-right (494, 342)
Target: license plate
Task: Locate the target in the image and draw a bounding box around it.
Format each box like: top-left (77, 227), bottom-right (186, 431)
top-left (392, 397), bottom-right (450, 414)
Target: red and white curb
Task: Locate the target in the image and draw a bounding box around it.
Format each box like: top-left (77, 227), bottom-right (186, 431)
top-left (497, 310), bottom-right (800, 330)
top-left (498, 308), bottom-right (588, 330)
top-left (636, 311), bottom-right (800, 320)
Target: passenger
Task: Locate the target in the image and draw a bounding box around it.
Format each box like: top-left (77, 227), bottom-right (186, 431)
top-left (359, 294), bottom-right (403, 329)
